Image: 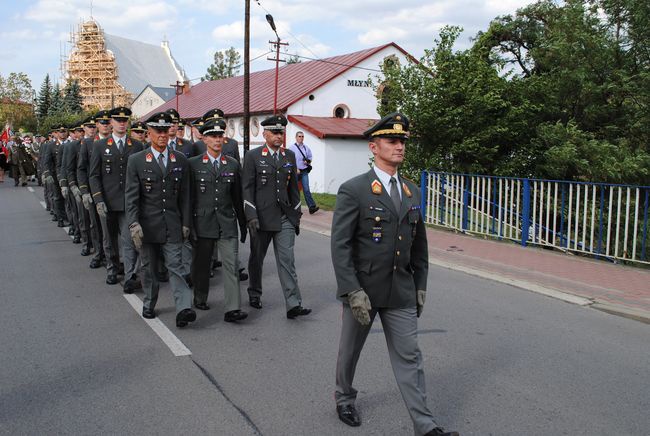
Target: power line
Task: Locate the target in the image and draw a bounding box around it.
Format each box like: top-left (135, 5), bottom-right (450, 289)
top-left (185, 50), bottom-right (273, 83)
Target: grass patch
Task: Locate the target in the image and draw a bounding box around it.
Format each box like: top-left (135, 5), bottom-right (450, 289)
top-left (308, 192), bottom-right (337, 211)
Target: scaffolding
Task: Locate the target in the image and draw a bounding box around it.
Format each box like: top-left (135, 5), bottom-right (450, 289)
top-left (64, 20), bottom-right (131, 110)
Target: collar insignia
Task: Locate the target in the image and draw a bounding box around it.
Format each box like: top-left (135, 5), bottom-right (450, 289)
top-left (221, 157), bottom-right (227, 165)
top-left (127, 139), bottom-right (132, 146)
top-left (371, 179), bottom-right (382, 195)
top-left (169, 152), bottom-right (176, 163)
top-left (261, 147), bottom-right (268, 157)
top-left (202, 154), bottom-right (209, 163)
top-left (145, 153), bottom-right (153, 163)
top-left (402, 182), bottom-right (412, 197)
top-left (107, 138), bottom-right (113, 145)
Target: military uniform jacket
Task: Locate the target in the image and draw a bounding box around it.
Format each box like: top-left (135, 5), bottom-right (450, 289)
top-left (42, 140), bottom-right (63, 180)
top-left (189, 153), bottom-right (246, 239)
top-left (89, 136), bottom-right (143, 211)
top-left (193, 140), bottom-right (206, 155)
top-left (222, 138), bottom-right (241, 163)
top-left (330, 169), bottom-right (428, 309)
top-left (125, 147), bottom-right (191, 244)
top-left (171, 138), bottom-right (200, 160)
top-left (55, 140), bottom-right (68, 185)
top-left (60, 140), bottom-right (81, 188)
top-left (242, 145), bottom-right (301, 231)
top-left (77, 137), bottom-right (97, 195)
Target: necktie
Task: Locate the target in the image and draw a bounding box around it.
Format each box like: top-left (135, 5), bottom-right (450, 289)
top-left (390, 177), bottom-right (401, 211)
top-left (157, 153), bottom-right (166, 172)
top-left (117, 139), bottom-right (123, 153)
top-left (273, 152), bottom-right (278, 164)
top-left (213, 159), bottom-right (219, 171)
top-left (169, 140), bottom-right (175, 151)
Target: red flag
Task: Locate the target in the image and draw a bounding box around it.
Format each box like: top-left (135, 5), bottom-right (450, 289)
top-left (0, 124), bottom-right (12, 143)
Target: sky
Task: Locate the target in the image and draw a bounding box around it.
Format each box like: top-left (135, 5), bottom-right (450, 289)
top-left (0, 0), bottom-right (535, 93)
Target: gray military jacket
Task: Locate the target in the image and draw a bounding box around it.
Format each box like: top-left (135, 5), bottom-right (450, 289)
top-left (42, 140), bottom-right (63, 181)
top-left (77, 136), bottom-right (97, 195)
top-left (331, 169), bottom-right (428, 309)
top-left (242, 145), bottom-right (301, 231)
top-left (125, 147), bottom-right (191, 244)
top-left (60, 140), bottom-right (81, 188)
top-left (188, 152), bottom-right (246, 239)
top-left (89, 136), bottom-right (143, 211)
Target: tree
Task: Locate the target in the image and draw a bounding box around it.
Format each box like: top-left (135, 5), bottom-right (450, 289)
top-left (63, 79), bottom-right (83, 114)
top-left (0, 72), bottom-right (33, 102)
top-left (0, 72), bottom-right (36, 133)
top-left (36, 74), bottom-right (52, 120)
top-left (48, 83), bottom-right (64, 116)
top-left (286, 54), bottom-right (302, 64)
top-left (202, 47), bottom-right (241, 81)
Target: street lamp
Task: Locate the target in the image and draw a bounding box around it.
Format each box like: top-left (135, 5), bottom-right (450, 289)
top-left (266, 14), bottom-right (287, 115)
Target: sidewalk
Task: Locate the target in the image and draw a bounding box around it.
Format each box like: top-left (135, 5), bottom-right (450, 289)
top-left (300, 207), bottom-right (650, 324)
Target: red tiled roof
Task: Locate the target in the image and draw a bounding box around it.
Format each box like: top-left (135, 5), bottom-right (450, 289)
top-left (288, 115), bottom-right (377, 139)
top-left (142, 42), bottom-right (408, 120)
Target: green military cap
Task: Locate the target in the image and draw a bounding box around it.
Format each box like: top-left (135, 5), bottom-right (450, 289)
top-left (82, 115), bottom-right (96, 127)
top-left (202, 108), bottom-right (225, 121)
top-left (261, 114), bottom-right (288, 132)
top-left (73, 121), bottom-right (85, 131)
top-left (53, 123), bottom-right (68, 132)
top-left (178, 118), bottom-right (187, 128)
top-left (145, 111), bottom-right (173, 128)
top-left (130, 121), bottom-right (147, 133)
top-left (95, 110), bottom-right (111, 124)
top-left (363, 112), bottom-right (409, 140)
top-left (191, 118), bottom-right (205, 128)
top-left (199, 118), bottom-right (226, 136)
top-left (110, 106), bottom-right (132, 120)
top-left (165, 108), bottom-right (180, 122)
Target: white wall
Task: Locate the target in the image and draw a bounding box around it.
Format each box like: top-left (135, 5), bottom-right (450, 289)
top-left (132, 87), bottom-right (166, 118)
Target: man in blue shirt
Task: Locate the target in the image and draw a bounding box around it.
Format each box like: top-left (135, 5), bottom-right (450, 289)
top-left (288, 131), bottom-right (319, 214)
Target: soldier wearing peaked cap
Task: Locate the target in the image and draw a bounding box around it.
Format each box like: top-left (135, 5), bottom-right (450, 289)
top-left (89, 107), bottom-right (144, 290)
top-left (42, 124), bottom-right (68, 227)
top-left (331, 112), bottom-right (458, 436)
top-left (202, 108), bottom-right (240, 163)
top-left (188, 118), bottom-right (248, 322)
top-left (60, 121), bottom-right (85, 244)
top-left (242, 114), bottom-right (311, 319)
top-left (130, 121), bottom-right (147, 144)
top-left (125, 111), bottom-right (196, 328)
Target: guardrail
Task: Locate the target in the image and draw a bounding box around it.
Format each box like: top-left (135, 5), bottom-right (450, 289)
top-left (420, 172), bottom-right (650, 265)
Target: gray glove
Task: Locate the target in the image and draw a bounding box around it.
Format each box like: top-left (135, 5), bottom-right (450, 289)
top-left (61, 186), bottom-right (69, 199)
top-left (348, 289), bottom-right (372, 325)
top-left (182, 226), bottom-right (190, 241)
top-left (41, 174), bottom-right (46, 184)
top-left (82, 193), bottom-right (93, 210)
top-left (45, 175), bottom-right (54, 185)
top-left (96, 201), bottom-right (108, 218)
top-left (130, 222), bottom-right (144, 251)
top-left (70, 185), bottom-right (81, 200)
top-left (417, 290), bottom-right (426, 318)
top-left (247, 218), bottom-right (260, 239)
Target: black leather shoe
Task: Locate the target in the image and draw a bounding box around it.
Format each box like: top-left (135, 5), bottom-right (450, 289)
top-left (287, 305), bottom-right (312, 319)
top-left (224, 310), bottom-right (248, 322)
top-left (184, 274), bottom-right (193, 288)
top-left (89, 257), bottom-right (103, 269)
top-left (424, 428), bottom-right (459, 436)
top-left (176, 308), bottom-right (197, 328)
top-left (249, 296), bottom-right (262, 309)
top-left (238, 268), bottom-right (248, 281)
top-left (106, 274), bottom-right (118, 285)
top-left (142, 308), bottom-right (156, 319)
top-left (336, 404), bottom-right (361, 427)
top-left (68, 227), bottom-right (75, 236)
top-left (118, 263), bottom-right (125, 276)
top-left (72, 235), bottom-right (81, 244)
top-left (194, 301), bottom-right (210, 311)
top-left (309, 206), bottom-right (320, 214)
top-left (51, 215), bottom-right (57, 221)
top-left (123, 278), bottom-right (142, 294)
top-left (80, 247), bottom-right (91, 256)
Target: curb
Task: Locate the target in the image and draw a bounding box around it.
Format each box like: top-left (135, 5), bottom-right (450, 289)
top-left (300, 221), bottom-right (650, 325)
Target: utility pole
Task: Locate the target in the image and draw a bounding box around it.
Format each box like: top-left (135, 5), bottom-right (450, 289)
top-left (266, 14), bottom-right (287, 115)
top-left (171, 80), bottom-right (183, 113)
top-left (243, 0), bottom-right (250, 153)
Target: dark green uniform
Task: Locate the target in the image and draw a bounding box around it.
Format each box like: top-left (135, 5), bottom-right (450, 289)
top-left (78, 135), bottom-right (106, 266)
top-left (42, 139), bottom-right (66, 224)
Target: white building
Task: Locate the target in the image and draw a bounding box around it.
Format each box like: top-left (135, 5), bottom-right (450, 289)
top-left (142, 42), bottom-right (413, 194)
top-left (131, 86), bottom-right (177, 118)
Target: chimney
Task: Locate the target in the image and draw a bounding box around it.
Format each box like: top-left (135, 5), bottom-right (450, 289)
top-left (183, 80), bottom-right (191, 94)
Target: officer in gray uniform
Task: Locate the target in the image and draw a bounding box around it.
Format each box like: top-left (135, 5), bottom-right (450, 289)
top-left (89, 107), bottom-right (143, 289)
top-left (125, 111), bottom-right (196, 328)
top-left (59, 122), bottom-right (83, 243)
top-left (78, 112), bottom-right (107, 269)
top-left (242, 114), bottom-right (311, 319)
top-left (331, 113), bottom-right (458, 436)
top-left (189, 118), bottom-right (248, 322)
top-left (65, 118), bottom-right (93, 255)
top-left (201, 109), bottom-right (241, 162)
top-left (42, 124), bottom-right (69, 227)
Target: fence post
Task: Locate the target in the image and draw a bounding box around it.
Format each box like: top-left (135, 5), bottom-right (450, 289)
top-left (462, 175), bottom-right (469, 231)
top-left (521, 178), bottom-right (531, 247)
top-left (420, 171), bottom-right (427, 221)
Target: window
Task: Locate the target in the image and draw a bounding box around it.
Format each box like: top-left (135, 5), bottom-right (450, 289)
top-left (333, 104), bottom-right (350, 118)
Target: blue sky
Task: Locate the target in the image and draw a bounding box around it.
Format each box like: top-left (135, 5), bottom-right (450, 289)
top-left (0, 0), bottom-right (534, 92)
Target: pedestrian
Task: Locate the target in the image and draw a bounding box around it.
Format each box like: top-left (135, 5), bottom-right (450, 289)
top-left (289, 131), bottom-right (319, 214)
top-left (242, 114), bottom-right (311, 319)
top-left (188, 118), bottom-right (248, 322)
top-left (89, 107), bottom-right (143, 291)
top-left (125, 111), bottom-right (196, 328)
top-left (330, 113), bottom-right (458, 436)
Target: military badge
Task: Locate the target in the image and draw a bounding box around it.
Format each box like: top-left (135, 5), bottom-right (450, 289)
top-left (107, 138), bottom-right (113, 146)
top-left (221, 157), bottom-right (227, 165)
top-left (261, 148), bottom-right (268, 157)
top-left (372, 226), bottom-right (382, 243)
top-left (202, 155), bottom-right (209, 163)
top-left (371, 179), bottom-right (382, 195)
top-left (127, 139), bottom-right (132, 146)
top-left (402, 182), bottom-right (412, 197)
top-left (105, 148), bottom-right (110, 154)
top-left (146, 153), bottom-right (153, 163)
top-left (169, 153), bottom-right (176, 163)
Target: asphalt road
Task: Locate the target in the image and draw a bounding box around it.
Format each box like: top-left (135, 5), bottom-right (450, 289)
top-left (1, 183), bottom-right (648, 436)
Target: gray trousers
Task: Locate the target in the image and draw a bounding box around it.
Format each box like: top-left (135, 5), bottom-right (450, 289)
top-left (44, 179), bottom-right (52, 210)
top-left (181, 240), bottom-right (192, 276)
top-left (335, 305), bottom-right (437, 436)
top-left (65, 190), bottom-right (80, 236)
top-left (74, 194), bottom-right (92, 251)
top-left (87, 201), bottom-right (104, 261)
top-left (141, 242), bottom-right (192, 314)
top-left (247, 216), bottom-right (302, 310)
top-left (99, 211), bottom-right (138, 280)
top-left (193, 237), bottom-right (241, 312)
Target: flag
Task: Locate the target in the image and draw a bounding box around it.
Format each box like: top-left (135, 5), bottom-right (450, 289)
top-left (0, 123), bottom-right (13, 143)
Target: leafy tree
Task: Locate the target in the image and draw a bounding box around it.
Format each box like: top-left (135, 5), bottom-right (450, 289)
top-left (0, 72), bottom-right (36, 133)
top-left (63, 79), bottom-right (83, 114)
top-left (0, 72), bottom-right (33, 102)
top-left (202, 47), bottom-right (241, 81)
top-left (48, 83), bottom-right (64, 116)
top-left (36, 74), bottom-right (52, 120)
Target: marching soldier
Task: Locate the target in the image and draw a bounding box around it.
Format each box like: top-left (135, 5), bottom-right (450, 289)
top-left (188, 118), bottom-right (248, 322)
top-left (78, 112), bottom-right (107, 269)
top-left (125, 111), bottom-right (196, 328)
top-left (89, 107), bottom-right (143, 290)
top-left (59, 123), bottom-right (84, 243)
top-left (65, 118), bottom-right (93, 255)
top-left (42, 125), bottom-right (69, 227)
top-left (201, 109), bottom-right (240, 162)
top-left (331, 113), bottom-right (458, 436)
top-left (242, 114), bottom-right (311, 319)
top-left (40, 131), bottom-right (54, 214)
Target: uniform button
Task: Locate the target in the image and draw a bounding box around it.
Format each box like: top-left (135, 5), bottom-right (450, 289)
top-left (163, 189), bottom-right (165, 192)
top-left (398, 235), bottom-right (403, 240)
top-left (375, 216), bottom-right (381, 222)
top-left (162, 199), bottom-right (166, 202)
top-left (393, 266), bottom-right (397, 270)
top-left (396, 251), bottom-right (400, 256)
top-left (163, 209), bottom-right (166, 212)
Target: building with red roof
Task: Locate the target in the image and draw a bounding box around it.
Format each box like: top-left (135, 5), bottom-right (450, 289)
top-left (143, 42), bottom-right (413, 194)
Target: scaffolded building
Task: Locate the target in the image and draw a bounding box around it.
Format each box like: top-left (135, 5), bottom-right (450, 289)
top-left (64, 19), bottom-right (187, 110)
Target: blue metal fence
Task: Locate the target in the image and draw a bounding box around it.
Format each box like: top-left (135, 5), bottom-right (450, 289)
top-left (420, 172), bottom-right (650, 265)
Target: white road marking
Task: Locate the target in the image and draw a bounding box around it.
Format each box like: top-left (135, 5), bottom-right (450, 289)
top-left (28, 187), bottom-right (34, 193)
top-left (123, 294), bottom-right (192, 357)
top-left (39, 201), bottom-right (46, 209)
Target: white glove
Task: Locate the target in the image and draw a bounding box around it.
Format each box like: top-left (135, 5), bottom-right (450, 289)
top-left (182, 226), bottom-right (190, 240)
top-left (130, 222), bottom-right (144, 251)
top-left (348, 289), bottom-right (372, 325)
top-left (96, 201), bottom-right (108, 218)
top-left (70, 185), bottom-right (81, 199)
top-left (82, 193), bottom-right (93, 210)
top-left (61, 186), bottom-right (69, 199)
top-left (417, 290), bottom-right (426, 317)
